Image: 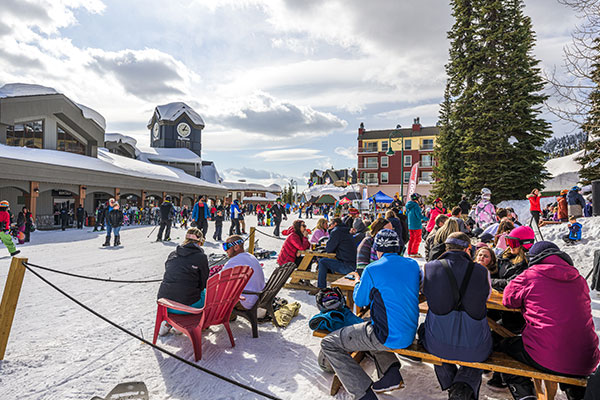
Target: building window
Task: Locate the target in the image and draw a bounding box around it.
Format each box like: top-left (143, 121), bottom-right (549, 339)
top-left (422, 139), bottom-right (434, 150)
top-left (421, 154), bottom-right (433, 167)
top-left (176, 140), bottom-right (191, 148)
top-left (362, 142), bottom-right (378, 152)
top-left (380, 156), bottom-right (389, 168)
top-left (381, 141), bottom-right (388, 152)
top-left (236, 192), bottom-right (242, 199)
top-left (421, 171), bottom-right (433, 182)
top-left (381, 172), bottom-right (389, 183)
top-left (57, 125), bottom-right (86, 155)
top-left (403, 171), bottom-right (411, 183)
top-left (404, 155), bottom-right (412, 167)
top-left (361, 172), bottom-right (378, 185)
top-left (6, 120), bottom-right (43, 149)
top-left (364, 157), bottom-right (378, 169)
top-left (227, 192), bottom-right (232, 197)
top-left (404, 139), bottom-right (412, 150)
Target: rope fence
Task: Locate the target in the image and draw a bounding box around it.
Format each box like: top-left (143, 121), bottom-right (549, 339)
top-left (253, 228), bottom-right (285, 241)
top-left (20, 261), bottom-right (282, 400)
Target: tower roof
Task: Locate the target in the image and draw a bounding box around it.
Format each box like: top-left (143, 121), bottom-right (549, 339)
top-left (147, 102), bottom-right (205, 129)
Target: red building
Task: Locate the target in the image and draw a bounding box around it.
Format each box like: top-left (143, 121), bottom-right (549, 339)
top-left (357, 119), bottom-right (439, 200)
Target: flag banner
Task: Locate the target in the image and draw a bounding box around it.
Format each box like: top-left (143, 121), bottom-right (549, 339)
top-left (407, 162), bottom-right (419, 198)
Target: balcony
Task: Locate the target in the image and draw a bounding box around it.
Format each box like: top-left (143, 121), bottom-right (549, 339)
top-left (420, 144), bottom-right (434, 151)
top-left (358, 147), bottom-right (379, 154)
top-left (359, 163), bottom-right (379, 170)
top-left (361, 179), bottom-right (379, 185)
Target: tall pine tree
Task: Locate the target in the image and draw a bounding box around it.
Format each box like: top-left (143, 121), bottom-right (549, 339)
top-left (578, 38), bottom-right (600, 183)
top-left (434, 0), bottom-right (551, 204)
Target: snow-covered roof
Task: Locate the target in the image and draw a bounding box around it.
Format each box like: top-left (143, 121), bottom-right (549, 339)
top-left (148, 102), bottom-right (205, 128)
top-left (0, 144), bottom-right (224, 190)
top-left (201, 163), bottom-right (222, 185)
top-left (223, 181), bottom-right (282, 192)
top-left (243, 193), bottom-right (278, 202)
top-left (543, 150), bottom-right (583, 192)
top-left (0, 83), bottom-right (106, 130)
top-left (104, 133), bottom-right (138, 148)
top-left (303, 183), bottom-right (364, 200)
top-left (136, 145), bottom-right (201, 164)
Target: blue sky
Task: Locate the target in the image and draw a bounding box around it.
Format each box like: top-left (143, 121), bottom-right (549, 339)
top-left (0, 0), bottom-right (580, 188)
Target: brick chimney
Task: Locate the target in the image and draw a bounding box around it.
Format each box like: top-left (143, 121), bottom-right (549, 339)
top-left (358, 122), bottom-right (365, 135)
top-left (412, 117), bottom-right (421, 132)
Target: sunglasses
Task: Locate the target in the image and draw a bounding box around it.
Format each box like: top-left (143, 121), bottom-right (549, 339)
top-left (222, 239), bottom-right (244, 251)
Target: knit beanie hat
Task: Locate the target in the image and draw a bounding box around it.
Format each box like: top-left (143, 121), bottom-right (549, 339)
top-left (528, 241), bottom-right (559, 257)
top-left (373, 229), bottom-right (399, 253)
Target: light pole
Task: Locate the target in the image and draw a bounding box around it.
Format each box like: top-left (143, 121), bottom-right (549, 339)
top-left (385, 124), bottom-right (405, 202)
top-left (290, 179), bottom-right (298, 204)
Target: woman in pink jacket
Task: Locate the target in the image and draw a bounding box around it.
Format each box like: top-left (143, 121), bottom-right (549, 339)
top-left (426, 198), bottom-right (446, 233)
top-left (500, 241), bottom-right (599, 400)
top-left (277, 220), bottom-right (310, 266)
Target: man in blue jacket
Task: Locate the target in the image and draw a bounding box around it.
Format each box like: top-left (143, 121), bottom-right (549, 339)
top-left (566, 186), bottom-right (586, 218)
top-left (192, 195), bottom-right (210, 239)
top-left (317, 218), bottom-right (357, 288)
top-left (419, 232), bottom-right (492, 400)
top-left (321, 229), bottom-right (421, 400)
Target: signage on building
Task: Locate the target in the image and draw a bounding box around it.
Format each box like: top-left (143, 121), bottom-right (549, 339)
top-left (52, 190), bottom-right (74, 197)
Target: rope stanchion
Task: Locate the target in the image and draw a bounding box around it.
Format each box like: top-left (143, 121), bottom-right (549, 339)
top-left (254, 228), bottom-right (285, 241)
top-left (23, 262), bottom-right (162, 283)
top-left (21, 264), bottom-right (282, 400)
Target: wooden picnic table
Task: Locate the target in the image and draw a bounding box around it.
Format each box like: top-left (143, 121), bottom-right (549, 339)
top-left (284, 250), bottom-right (344, 291)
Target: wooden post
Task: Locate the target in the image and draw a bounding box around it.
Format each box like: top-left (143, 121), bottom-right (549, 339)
top-left (114, 187), bottom-right (120, 201)
top-left (25, 181), bottom-right (39, 219)
top-left (139, 190), bottom-right (146, 208)
top-left (162, 191), bottom-right (167, 202)
top-left (0, 257), bottom-right (28, 360)
top-left (248, 227), bottom-right (256, 255)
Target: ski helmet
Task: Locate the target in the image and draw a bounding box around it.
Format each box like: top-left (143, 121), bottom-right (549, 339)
top-left (506, 226), bottom-right (535, 251)
top-left (410, 193), bottom-right (420, 201)
top-left (481, 188), bottom-right (491, 195)
top-left (315, 287), bottom-right (345, 312)
top-left (0, 200), bottom-right (9, 207)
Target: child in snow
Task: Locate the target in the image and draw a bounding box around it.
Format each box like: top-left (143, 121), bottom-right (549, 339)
top-left (213, 209), bottom-right (224, 241)
top-left (0, 200), bottom-right (20, 256)
top-left (562, 216), bottom-right (582, 244)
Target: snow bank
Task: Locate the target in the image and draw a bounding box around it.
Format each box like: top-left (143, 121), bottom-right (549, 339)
top-left (543, 150), bottom-right (583, 192)
top-left (303, 183), bottom-right (363, 200)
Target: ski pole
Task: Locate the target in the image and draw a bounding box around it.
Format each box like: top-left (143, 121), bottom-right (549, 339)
top-left (147, 224), bottom-right (158, 238)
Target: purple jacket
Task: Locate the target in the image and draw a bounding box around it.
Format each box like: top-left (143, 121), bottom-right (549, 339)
top-left (503, 253), bottom-right (600, 376)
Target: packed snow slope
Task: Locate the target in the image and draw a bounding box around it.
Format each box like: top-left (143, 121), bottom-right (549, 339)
top-left (1, 215), bottom-right (598, 399)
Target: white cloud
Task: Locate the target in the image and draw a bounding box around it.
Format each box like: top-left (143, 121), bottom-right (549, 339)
top-left (334, 146), bottom-right (357, 160)
top-left (254, 148), bottom-right (325, 161)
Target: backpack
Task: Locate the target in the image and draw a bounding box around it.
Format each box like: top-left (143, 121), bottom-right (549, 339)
top-left (428, 241), bottom-right (447, 261)
top-left (315, 287), bottom-right (345, 312)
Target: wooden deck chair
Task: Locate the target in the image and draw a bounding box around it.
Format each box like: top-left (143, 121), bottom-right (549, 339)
top-left (153, 265), bottom-right (253, 361)
top-left (232, 262), bottom-right (297, 338)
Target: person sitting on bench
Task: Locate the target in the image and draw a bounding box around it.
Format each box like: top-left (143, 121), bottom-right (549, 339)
top-left (419, 232), bottom-right (493, 400)
top-left (499, 241), bottom-right (599, 400)
top-left (317, 218), bottom-right (356, 289)
top-left (320, 229), bottom-right (421, 400)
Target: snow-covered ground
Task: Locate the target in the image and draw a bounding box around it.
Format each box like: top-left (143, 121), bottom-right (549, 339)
top-left (1, 215), bottom-right (598, 399)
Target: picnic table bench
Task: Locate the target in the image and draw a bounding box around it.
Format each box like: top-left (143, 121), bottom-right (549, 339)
top-left (315, 273), bottom-right (587, 399)
top-left (284, 250), bottom-right (344, 291)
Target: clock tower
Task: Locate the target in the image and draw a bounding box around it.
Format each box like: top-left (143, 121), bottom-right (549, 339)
top-left (147, 102), bottom-right (204, 157)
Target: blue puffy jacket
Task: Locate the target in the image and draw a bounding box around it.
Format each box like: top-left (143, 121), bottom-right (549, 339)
top-left (192, 201), bottom-right (209, 222)
top-left (406, 200), bottom-right (427, 230)
top-left (353, 253), bottom-right (421, 349)
top-left (567, 189), bottom-right (586, 207)
top-left (568, 222), bottom-right (582, 240)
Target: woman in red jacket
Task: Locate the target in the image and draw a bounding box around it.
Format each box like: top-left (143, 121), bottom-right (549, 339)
top-left (526, 188), bottom-right (541, 226)
top-left (277, 220), bottom-right (310, 266)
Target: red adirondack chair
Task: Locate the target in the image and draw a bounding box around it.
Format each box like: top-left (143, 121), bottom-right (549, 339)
top-left (153, 265), bottom-right (253, 361)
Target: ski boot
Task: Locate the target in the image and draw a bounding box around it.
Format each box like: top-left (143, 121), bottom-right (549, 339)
top-left (102, 236), bottom-right (111, 246)
top-left (114, 235), bottom-right (120, 246)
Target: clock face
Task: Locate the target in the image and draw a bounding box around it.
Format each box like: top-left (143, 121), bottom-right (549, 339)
top-left (177, 122), bottom-right (191, 138)
top-left (152, 123), bottom-right (159, 139)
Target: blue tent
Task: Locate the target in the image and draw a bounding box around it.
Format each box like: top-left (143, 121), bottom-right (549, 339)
top-left (369, 191), bottom-right (393, 204)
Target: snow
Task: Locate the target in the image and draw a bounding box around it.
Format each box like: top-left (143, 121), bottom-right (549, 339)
top-left (0, 144), bottom-right (224, 190)
top-left (0, 83), bottom-right (107, 130)
top-left (543, 150), bottom-right (583, 192)
top-left (150, 102), bottom-right (205, 127)
top-left (243, 193), bottom-right (278, 202)
top-left (497, 198), bottom-right (556, 225)
top-left (136, 145), bottom-right (201, 164)
top-left (104, 133), bottom-right (138, 148)
top-left (1, 214), bottom-right (597, 399)
top-left (223, 181), bottom-right (282, 192)
top-left (303, 184), bottom-right (364, 201)
top-left (201, 163), bottom-right (223, 185)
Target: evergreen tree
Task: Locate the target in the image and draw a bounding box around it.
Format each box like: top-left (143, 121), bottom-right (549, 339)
top-left (434, 0), bottom-right (551, 203)
top-left (578, 38), bottom-right (600, 183)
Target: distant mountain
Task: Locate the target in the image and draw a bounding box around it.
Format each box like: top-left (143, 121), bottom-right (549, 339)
top-left (542, 132), bottom-right (588, 158)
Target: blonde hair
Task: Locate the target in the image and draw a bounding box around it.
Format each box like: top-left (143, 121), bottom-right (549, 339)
top-left (434, 218), bottom-right (459, 245)
top-left (502, 246), bottom-right (527, 266)
top-left (385, 210), bottom-right (397, 219)
top-left (183, 227), bottom-right (205, 246)
top-left (315, 218), bottom-right (328, 231)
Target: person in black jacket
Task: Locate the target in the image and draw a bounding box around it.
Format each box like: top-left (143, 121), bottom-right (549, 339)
top-left (94, 203), bottom-right (105, 231)
top-left (271, 198), bottom-right (287, 237)
top-left (104, 203), bottom-right (124, 246)
top-left (157, 227), bottom-right (209, 335)
top-left (76, 204), bottom-right (85, 229)
top-left (458, 195), bottom-right (471, 216)
top-left (317, 218), bottom-right (357, 288)
top-left (157, 196), bottom-right (175, 242)
top-left (385, 210), bottom-right (406, 254)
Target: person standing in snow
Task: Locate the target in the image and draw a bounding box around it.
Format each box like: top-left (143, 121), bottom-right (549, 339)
top-left (526, 188), bottom-right (542, 226)
top-left (474, 188), bottom-right (496, 233)
top-left (406, 193), bottom-right (428, 258)
top-left (271, 198), bottom-right (287, 237)
top-left (192, 195), bottom-right (210, 239)
top-left (156, 196), bottom-right (174, 242)
top-left (426, 198), bottom-right (446, 234)
top-left (93, 203), bottom-right (105, 231)
top-left (557, 190), bottom-right (569, 222)
top-left (104, 203), bottom-right (123, 246)
top-left (0, 201), bottom-right (19, 256)
top-left (213, 208), bottom-right (224, 241)
top-left (567, 186), bottom-right (586, 218)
